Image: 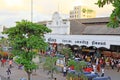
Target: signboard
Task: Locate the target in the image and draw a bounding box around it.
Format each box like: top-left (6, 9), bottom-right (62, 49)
top-left (44, 34), bottom-right (120, 49)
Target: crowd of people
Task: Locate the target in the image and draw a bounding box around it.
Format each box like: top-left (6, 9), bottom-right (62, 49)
top-left (83, 55), bottom-right (120, 72)
top-left (70, 52), bottom-right (120, 77)
top-left (1, 49), bottom-right (120, 80)
top-left (58, 51), bottom-right (120, 80)
top-left (42, 48), bottom-right (120, 78)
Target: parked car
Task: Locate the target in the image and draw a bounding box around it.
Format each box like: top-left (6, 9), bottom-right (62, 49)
top-left (85, 73), bottom-right (99, 80)
top-left (68, 70), bottom-right (99, 80)
top-left (93, 76), bottom-right (111, 80)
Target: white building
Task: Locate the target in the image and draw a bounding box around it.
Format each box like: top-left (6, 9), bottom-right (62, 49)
top-left (44, 34), bottom-right (120, 49)
top-left (38, 15), bottom-right (120, 52)
top-left (46, 12), bottom-right (70, 35)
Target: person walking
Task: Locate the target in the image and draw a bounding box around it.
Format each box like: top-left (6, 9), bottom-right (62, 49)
top-left (9, 60), bottom-right (13, 68)
top-left (97, 63), bottom-right (101, 72)
top-left (1, 58), bottom-right (5, 67)
top-left (117, 62), bottom-right (120, 72)
top-left (92, 63), bottom-right (96, 73)
top-left (111, 59), bottom-right (115, 69)
top-left (63, 66), bottom-right (67, 77)
top-left (6, 67), bottom-right (11, 79)
top-left (101, 68), bottom-right (105, 77)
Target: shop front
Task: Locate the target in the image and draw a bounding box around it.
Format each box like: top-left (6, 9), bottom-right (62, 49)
top-left (44, 34), bottom-right (120, 56)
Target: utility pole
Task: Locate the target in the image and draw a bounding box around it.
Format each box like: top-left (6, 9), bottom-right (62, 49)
top-left (31, 0), bottom-right (33, 22)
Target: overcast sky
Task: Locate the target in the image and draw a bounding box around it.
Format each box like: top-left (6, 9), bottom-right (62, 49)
top-left (0, 0), bottom-right (113, 32)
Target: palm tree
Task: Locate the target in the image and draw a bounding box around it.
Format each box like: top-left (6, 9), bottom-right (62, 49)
top-left (60, 48), bottom-right (73, 64)
top-left (43, 56), bottom-right (58, 80)
top-left (67, 60), bottom-right (88, 80)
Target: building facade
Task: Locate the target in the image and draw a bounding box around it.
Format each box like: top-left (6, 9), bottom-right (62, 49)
top-left (46, 12), bottom-right (70, 35)
top-left (70, 6), bottom-right (96, 19)
top-left (38, 14), bottom-right (120, 52)
top-left (44, 34), bottom-right (120, 50)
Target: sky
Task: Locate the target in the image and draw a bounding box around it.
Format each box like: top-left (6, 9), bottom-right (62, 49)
top-left (0, 0), bottom-right (113, 32)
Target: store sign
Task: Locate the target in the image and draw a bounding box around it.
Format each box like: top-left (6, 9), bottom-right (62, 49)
top-left (47, 37), bottom-right (56, 42)
top-left (46, 37), bottom-right (106, 46)
top-left (74, 40), bottom-right (88, 45)
top-left (44, 34), bottom-right (120, 49)
top-left (92, 41), bottom-right (106, 46)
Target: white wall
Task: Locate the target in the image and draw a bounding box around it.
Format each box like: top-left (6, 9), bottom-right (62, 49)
top-left (44, 34), bottom-right (120, 49)
top-left (46, 12), bottom-right (70, 35)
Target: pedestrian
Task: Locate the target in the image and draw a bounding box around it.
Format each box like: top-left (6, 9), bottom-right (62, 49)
top-left (111, 59), bottom-right (115, 69)
top-left (54, 78), bottom-right (57, 80)
top-left (6, 67), bottom-right (11, 79)
top-left (101, 68), bottom-right (104, 77)
top-left (97, 63), bottom-right (100, 72)
top-left (47, 70), bottom-right (51, 75)
top-left (63, 66), bottom-right (67, 77)
top-left (1, 58), bottom-right (5, 67)
top-left (9, 59), bottom-right (13, 68)
top-left (105, 57), bottom-right (110, 70)
top-left (117, 62), bottom-right (120, 72)
top-left (92, 63), bottom-right (96, 73)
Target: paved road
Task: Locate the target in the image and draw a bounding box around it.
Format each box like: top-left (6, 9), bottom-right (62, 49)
top-left (0, 61), bottom-right (120, 80)
top-left (0, 62), bottom-right (66, 80)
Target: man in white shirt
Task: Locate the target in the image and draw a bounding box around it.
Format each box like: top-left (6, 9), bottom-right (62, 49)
top-left (92, 64), bottom-right (96, 73)
top-left (63, 66), bottom-right (67, 77)
top-left (101, 68), bottom-right (104, 77)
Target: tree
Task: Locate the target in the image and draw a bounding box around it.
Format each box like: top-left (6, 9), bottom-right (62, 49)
top-left (96, 0), bottom-right (120, 28)
top-left (67, 60), bottom-right (87, 80)
top-left (0, 37), bottom-right (9, 48)
top-left (2, 20), bottom-right (51, 80)
top-left (60, 48), bottom-right (73, 64)
top-left (0, 37), bottom-right (11, 59)
top-left (43, 56), bottom-right (58, 80)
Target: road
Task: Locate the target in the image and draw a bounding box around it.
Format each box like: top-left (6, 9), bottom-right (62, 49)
top-left (0, 62), bottom-right (66, 80)
top-left (0, 61), bottom-right (120, 80)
